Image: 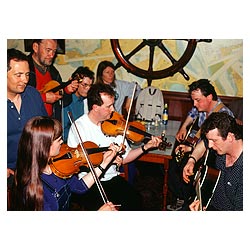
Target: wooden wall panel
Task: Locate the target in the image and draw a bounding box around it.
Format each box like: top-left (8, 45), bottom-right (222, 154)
top-left (162, 91), bottom-right (242, 122)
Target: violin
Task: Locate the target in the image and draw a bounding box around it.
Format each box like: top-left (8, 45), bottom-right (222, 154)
top-left (101, 111), bottom-right (145, 143)
top-left (50, 141), bottom-right (109, 178)
top-left (101, 111), bottom-right (172, 150)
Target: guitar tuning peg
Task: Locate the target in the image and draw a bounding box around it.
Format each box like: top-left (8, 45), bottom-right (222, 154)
top-left (161, 132), bottom-right (165, 139)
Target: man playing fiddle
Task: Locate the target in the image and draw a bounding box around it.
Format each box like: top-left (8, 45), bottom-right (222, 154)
top-left (67, 83), bottom-right (161, 210)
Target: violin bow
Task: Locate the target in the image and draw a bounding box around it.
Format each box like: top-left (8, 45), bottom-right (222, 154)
top-left (67, 111), bottom-right (109, 204)
top-left (121, 84), bottom-right (137, 146)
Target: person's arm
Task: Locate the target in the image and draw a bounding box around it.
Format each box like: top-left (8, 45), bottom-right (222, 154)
top-left (183, 140), bottom-right (206, 183)
top-left (124, 81), bottom-right (140, 113)
top-left (122, 136), bottom-right (162, 164)
top-left (81, 143), bottom-right (119, 188)
top-left (176, 115), bottom-right (194, 142)
top-left (124, 97), bottom-right (132, 113)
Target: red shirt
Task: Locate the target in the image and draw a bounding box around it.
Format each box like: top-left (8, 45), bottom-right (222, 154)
top-left (35, 68), bottom-right (53, 116)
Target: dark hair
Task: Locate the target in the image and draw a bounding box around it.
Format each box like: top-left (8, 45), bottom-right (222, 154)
top-left (11, 116), bottom-right (62, 210)
top-left (31, 39), bottom-right (58, 52)
top-left (87, 83), bottom-right (115, 111)
top-left (72, 66), bottom-right (95, 81)
top-left (32, 39), bottom-right (43, 45)
top-left (96, 60), bottom-right (116, 87)
top-left (188, 79), bottom-right (218, 100)
top-left (7, 48), bottom-right (28, 71)
top-left (201, 112), bottom-right (243, 140)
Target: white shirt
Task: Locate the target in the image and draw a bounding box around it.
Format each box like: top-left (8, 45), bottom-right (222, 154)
top-left (67, 114), bottom-right (130, 181)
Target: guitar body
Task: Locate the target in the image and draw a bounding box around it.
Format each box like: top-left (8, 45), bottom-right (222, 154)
top-left (39, 73), bottom-right (83, 95)
top-left (194, 164), bottom-right (221, 210)
top-left (39, 80), bottom-right (62, 94)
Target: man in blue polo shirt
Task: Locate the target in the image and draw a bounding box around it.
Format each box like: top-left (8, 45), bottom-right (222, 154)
top-left (7, 48), bottom-right (48, 191)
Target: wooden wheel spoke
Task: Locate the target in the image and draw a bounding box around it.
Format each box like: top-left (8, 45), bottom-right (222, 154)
top-left (111, 39), bottom-right (211, 85)
top-left (148, 45), bottom-right (155, 72)
top-left (125, 41), bottom-right (147, 61)
top-left (114, 40), bottom-right (146, 69)
top-left (158, 41), bottom-right (190, 80)
top-left (158, 41), bottom-right (177, 65)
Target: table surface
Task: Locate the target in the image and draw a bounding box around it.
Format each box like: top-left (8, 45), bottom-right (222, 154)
top-left (131, 120), bottom-right (181, 156)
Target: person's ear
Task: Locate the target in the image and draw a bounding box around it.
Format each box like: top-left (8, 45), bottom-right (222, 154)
top-left (92, 104), bottom-right (99, 112)
top-left (32, 42), bottom-right (39, 53)
top-left (207, 93), bottom-right (213, 102)
top-left (227, 132), bottom-right (235, 142)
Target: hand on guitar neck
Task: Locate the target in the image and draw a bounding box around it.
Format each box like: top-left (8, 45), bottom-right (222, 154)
top-left (190, 152), bottom-right (221, 211)
top-left (45, 90), bottom-right (63, 104)
top-left (189, 200), bottom-right (203, 211)
top-left (39, 73), bottom-right (83, 104)
top-left (175, 118), bottom-right (200, 163)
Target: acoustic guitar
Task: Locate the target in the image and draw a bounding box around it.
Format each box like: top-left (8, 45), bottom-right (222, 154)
top-left (193, 152), bottom-right (221, 211)
top-left (175, 117), bottom-right (200, 163)
top-left (39, 73), bottom-right (83, 95)
top-left (176, 103), bottom-right (226, 164)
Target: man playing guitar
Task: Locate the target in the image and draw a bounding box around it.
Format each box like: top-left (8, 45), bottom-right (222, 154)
top-left (188, 112), bottom-right (243, 211)
top-left (27, 39), bottom-right (79, 120)
top-left (167, 79), bottom-right (234, 210)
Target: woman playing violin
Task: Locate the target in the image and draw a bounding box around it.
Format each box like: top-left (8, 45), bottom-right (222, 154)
top-left (67, 83), bottom-right (162, 211)
top-left (10, 116), bottom-right (119, 211)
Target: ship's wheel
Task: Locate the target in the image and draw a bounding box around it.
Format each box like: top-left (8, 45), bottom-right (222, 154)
top-left (111, 39), bottom-right (212, 85)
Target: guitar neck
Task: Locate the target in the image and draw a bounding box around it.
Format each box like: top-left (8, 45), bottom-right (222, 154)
top-left (50, 79), bottom-right (72, 93)
top-left (195, 180), bottom-right (203, 211)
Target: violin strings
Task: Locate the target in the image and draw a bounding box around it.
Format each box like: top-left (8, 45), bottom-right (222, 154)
top-left (121, 84), bottom-right (137, 146)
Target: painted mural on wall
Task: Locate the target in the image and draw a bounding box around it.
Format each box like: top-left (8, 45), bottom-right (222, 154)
top-left (7, 39), bottom-right (243, 97)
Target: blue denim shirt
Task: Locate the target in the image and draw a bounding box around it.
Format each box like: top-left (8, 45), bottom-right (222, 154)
top-left (63, 94), bottom-right (86, 142)
top-left (7, 86), bottom-right (48, 170)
